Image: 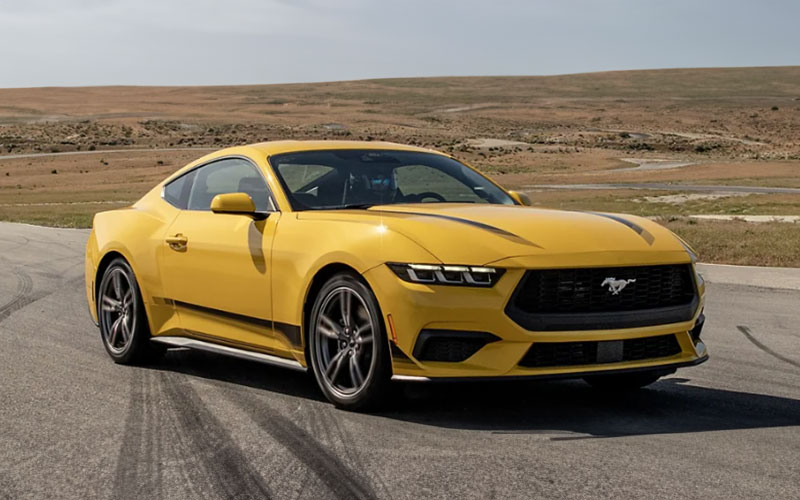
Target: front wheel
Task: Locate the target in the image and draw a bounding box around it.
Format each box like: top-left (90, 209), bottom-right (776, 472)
top-left (97, 258), bottom-right (162, 364)
top-left (308, 272), bottom-right (390, 411)
top-left (583, 370), bottom-right (664, 390)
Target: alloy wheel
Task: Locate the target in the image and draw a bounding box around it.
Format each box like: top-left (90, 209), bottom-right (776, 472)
top-left (314, 286), bottom-right (377, 398)
top-left (100, 267), bottom-right (136, 354)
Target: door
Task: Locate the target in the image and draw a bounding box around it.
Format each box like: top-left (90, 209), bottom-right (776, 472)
top-left (159, 157), bottom-right (286, 354)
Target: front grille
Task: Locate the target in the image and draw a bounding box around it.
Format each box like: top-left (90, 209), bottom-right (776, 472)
top-left (518, 334), bottom-right (682, 368)
top-left (413, 330), bottom-right (500, 362)
top-left (514, 265), bottom-right (694, 314)
top-left (506, 264), bottom-right (697, 331)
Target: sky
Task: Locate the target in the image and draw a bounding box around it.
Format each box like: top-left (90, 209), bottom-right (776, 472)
top-left (0, 0), bottom-right (798, 87)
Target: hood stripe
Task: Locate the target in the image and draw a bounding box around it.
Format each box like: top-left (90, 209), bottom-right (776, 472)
top-left (588, 212), bottom-right (655, 245)
top-left (375, 210), bottom-right (542, 248)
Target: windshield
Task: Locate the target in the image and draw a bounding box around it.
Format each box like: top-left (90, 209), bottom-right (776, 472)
top-left (269, 149), bottom-right (515, 210)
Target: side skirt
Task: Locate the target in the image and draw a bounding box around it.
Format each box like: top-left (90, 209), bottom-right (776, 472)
top-left (152, 336), bottom-right (307, 372)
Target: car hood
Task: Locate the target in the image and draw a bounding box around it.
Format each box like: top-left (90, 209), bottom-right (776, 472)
top-left (297, 203), bottom-right (692, 267)
top-left (370, 204), bottom-right (690, 267)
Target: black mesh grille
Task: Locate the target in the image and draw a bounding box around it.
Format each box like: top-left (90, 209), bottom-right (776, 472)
top-left (413, 330), bottom-right (500, 362)
top-left (513, 264), bottom-right (694, 314)
top-left (518, 334), bottom-right (682, 368)
top-left (505, 264), bottom-right (697, 331)
top-left (623, 335), bottom-right (682, 362)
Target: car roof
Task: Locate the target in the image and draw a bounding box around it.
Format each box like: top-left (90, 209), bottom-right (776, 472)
top-left (162, 140), bottom-right (450, 186)
top-left (246, 140), bottom-right (445, 157)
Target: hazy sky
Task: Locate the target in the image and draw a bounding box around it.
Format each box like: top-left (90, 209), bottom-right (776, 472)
top-left (1, 0), bottom-right (798, 87)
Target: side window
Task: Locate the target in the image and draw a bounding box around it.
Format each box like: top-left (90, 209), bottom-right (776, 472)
top-left (187, 158), bottom-right (272, 211)
top-left (163, 170), bottom-right (196, 209)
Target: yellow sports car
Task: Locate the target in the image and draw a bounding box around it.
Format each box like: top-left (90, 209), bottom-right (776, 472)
top-left (85, 140), bottom-right (707, 410)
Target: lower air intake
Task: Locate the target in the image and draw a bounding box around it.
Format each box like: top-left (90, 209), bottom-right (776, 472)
top-left (519, 334), bottom-right (682, 368)
top-left (413, 330), bottom-right (501, 362)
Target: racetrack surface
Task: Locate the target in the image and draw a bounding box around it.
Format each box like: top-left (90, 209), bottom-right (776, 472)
top-left (1, 222), bottom-right (798, 500)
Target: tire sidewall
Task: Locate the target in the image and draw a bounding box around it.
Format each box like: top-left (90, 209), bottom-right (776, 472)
top-left (308, 272), bottom-right (390, 410)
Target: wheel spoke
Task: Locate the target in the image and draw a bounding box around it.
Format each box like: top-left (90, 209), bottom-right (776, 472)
top-left (319, 314), bottom-right (342, 338)
top-left (318, 313), bottom-right (343, 339)
top-left (102, 296), bottom-right (121, 312)
top-left (121, 319), bottom-right (131, 343)
top-left (326, 349), bottom-right (347, 383)
top-left (112, 272), bottom-right (123, 299)
top-left (123, 290), bottom-right (133, 309)
top-left (318, 325), bottom-right (339, 339)
top-left (349, 355), bottom-right (364, 387)
top-left (339, 290), bottom-right (351, 328)
top-left (356, 333), bottom-right (373, 345)
top-left (109, 316), bottom-right (123, 346)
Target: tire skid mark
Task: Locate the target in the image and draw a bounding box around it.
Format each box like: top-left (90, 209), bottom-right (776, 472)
top-left (0, 263), bottom-right (83, 325)
top-left (220, 388), bottom-right (377, 500)
top-left (737, 325), bottom-right (800, 369)
top-left (0, 267), bottom-right (35, 324)
top-left (323, 408), bottom-right (394, 500)
top-left (112, 370), bottom-right (163, 499)
top-left (0, 235), bottom-right (30, 254)
top-left (159, 370), bottom-right (275, 499)
top-left (0, 270), bottom-right (83, 323)
top-left (157, 372), bottom-right (220, 499)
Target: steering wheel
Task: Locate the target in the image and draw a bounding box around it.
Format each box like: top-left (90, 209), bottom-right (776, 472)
top-left (409, 192), bottom-right (446, 203)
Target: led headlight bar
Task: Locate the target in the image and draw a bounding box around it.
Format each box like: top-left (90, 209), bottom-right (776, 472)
top-left (387, 263), bottom-right (505, 287)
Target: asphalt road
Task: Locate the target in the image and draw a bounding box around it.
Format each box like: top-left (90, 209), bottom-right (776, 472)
top-left (1, 222), bottom-right (798, 500)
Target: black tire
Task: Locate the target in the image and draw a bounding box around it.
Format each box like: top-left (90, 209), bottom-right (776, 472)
top-left (583, 371), bottom-right (663, 390)
top-left (97, 258), bottom-right (162, 365)
top-left (308, 272), bottom-right (391, 411)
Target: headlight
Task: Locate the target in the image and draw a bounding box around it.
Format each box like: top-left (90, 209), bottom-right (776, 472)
top-left (387, 263), bottom-right (505, 287)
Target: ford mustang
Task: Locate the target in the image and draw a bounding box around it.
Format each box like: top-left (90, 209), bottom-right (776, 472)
top-left (85, 140), bottom-right (708, 410)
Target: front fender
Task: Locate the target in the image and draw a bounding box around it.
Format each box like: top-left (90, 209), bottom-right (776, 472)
top-left (270, 215), bottom-right (439, 329)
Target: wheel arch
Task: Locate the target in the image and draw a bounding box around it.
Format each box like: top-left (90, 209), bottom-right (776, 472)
top-left (94, 251), bottom-right (127, 313)
top-left (93, 249), bottom-right (153, 325)
top-left (302, 263), bottom-right (359, 359)
top-left (301, 262), bottom-right (390, 365)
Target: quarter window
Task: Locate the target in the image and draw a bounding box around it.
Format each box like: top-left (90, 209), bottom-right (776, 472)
top-left (162, 170), bottom-right (195, 209)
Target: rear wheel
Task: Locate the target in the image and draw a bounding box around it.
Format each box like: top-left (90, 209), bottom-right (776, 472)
top-left (583, 371), bottom-right (664, 390)
top-left (308, 272), bottom-right (390, 411)
top-left (98, 258), bottom-right (162, 364)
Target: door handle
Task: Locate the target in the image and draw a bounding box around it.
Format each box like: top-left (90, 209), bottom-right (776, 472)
top-left (166, 233), bottom-right (188, 250)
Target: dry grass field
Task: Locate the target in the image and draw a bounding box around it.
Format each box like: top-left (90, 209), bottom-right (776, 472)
top-left (1, 66), bottom-right (799, 265)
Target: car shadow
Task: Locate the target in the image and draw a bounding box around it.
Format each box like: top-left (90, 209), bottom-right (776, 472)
top-left (155, 348), bottom-right (800, 438)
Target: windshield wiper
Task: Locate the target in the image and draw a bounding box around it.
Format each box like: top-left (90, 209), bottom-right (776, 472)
top-left (315, 203), bottom-right (376, 210)
top-left (338, 203), bottom-right (376, 210)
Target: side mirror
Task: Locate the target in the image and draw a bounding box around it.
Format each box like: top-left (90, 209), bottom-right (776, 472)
top-left (210, 193), bottom-right (268, 219)
top-left (508, 190), bottom-right (532, 206)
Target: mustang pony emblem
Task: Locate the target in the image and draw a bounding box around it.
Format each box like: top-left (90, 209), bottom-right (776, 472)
top-left (601, 277), bottom-right (636, 295)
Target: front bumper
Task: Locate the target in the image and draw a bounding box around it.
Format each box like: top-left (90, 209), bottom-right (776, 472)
top-left (363, 263), bottom-right (707, 380)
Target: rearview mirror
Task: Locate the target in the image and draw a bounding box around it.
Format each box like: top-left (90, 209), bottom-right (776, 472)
top-left (508, 190), bottom-right (532, 206)
top-left (210, 193), bottom-right (268, 219)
